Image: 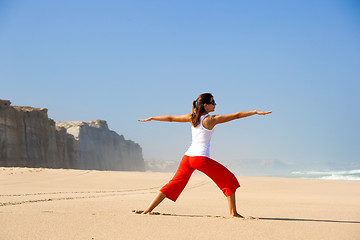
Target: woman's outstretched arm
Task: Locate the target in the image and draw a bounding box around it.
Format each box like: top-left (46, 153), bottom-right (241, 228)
top-left (203, 110), bottom-right (272, 129)
top-left (138, 113), bottom-right (191, 123)
top-left (213, 110), bottom-right (272, 124)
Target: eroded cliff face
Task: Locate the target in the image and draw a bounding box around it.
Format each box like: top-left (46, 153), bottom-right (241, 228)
top-left (0, 100), bottom-right (144, 171)
top-left (56, 120), bottom-right (144, 171)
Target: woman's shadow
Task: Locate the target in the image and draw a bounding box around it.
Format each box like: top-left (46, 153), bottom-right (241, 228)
top-left (258, 217), bottom-right (360, 224)
top-left (133, 211), bottom-right (360, 223)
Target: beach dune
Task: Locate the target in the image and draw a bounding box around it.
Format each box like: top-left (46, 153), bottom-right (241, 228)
top-left (1, 167), bottom-right (359, 240)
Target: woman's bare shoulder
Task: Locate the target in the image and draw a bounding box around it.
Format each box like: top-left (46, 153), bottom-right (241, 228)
top-left (202, 114), bottom-right (216, 130)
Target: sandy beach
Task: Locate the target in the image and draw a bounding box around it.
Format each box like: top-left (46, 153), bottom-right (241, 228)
top-left (1, 167), bottom-right (359, 240)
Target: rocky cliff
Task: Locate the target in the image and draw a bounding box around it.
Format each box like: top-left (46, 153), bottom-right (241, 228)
top-left (0, 100), bottom-right (144, 171)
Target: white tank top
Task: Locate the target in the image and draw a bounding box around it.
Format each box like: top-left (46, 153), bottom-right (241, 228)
top-left (184, 114), bottom-right (215, 157)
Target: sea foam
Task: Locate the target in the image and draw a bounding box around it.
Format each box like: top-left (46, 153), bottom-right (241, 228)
top-left (291, 169), bottom-right (360, 181)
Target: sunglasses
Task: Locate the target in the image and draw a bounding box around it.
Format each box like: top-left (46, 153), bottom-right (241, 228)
top-left (207, 100), bottom-right (216, 105)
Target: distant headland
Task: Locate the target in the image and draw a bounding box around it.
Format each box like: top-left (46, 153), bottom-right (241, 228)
top-left (0, 99), bottom-right (144, 171)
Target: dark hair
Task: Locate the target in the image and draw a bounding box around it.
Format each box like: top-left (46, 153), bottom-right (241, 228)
top-left (191, 93), bottom-right (213, 127)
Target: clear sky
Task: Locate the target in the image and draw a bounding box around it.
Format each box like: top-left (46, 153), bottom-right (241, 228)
top-left (1, 0), bottom-right (359, 175)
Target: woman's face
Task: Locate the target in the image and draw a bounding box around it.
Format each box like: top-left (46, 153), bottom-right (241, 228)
top-left (204, 97), bottom-right (216, 113)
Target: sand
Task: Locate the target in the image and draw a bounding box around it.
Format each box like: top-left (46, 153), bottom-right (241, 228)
top-left (1, 167), bottom-right (359, 240)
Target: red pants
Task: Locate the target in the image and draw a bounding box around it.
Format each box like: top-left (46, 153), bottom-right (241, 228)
top-left (160, 155), bottom-right (240, 202)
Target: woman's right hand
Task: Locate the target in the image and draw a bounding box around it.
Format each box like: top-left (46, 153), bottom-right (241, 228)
top-left (138, 117), bottom-right (152, 122)
top-left (256, 110), bottom-right (272, 115)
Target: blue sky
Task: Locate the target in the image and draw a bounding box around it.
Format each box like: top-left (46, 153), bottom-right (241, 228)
top-left (1, 0), bottom-right (359, 174)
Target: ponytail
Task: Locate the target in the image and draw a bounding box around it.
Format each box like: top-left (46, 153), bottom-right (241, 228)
top-left (190, 93), bottom-right (213, 127)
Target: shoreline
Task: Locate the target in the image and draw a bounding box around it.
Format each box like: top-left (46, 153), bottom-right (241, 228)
top-left (3, 166), bottom-right (360, 181)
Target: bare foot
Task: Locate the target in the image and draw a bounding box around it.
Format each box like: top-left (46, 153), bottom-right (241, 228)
top-left (132, 209), bottom-right (160, 215)
top-left (231, 213), bottom-right (244, 218)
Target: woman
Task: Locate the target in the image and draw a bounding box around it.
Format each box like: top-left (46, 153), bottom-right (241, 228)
top-left (138, 93), bottom-right (272, 218)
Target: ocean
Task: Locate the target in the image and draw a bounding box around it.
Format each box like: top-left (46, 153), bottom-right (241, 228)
top-left (291, 169), bottom-right (360, 181)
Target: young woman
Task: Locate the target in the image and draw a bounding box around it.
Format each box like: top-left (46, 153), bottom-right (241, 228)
top-left (138, 93), bottom-right (272, 218)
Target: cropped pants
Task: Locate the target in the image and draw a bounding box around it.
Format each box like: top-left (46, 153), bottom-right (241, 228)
top-left (160, 155), bottom-right (240, 202)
